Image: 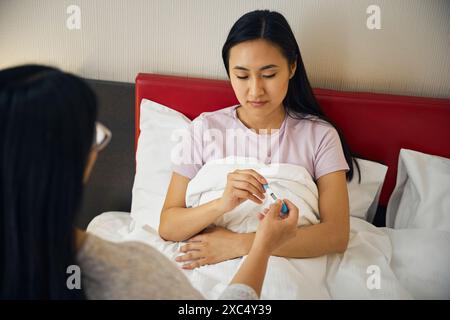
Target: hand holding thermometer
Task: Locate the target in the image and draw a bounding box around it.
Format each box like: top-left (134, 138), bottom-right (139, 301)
top-left (262, 184), bottom-right (289, 215)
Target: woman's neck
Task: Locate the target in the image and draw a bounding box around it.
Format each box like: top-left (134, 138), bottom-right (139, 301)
top-left (236, 105), bottom-right (286, 134)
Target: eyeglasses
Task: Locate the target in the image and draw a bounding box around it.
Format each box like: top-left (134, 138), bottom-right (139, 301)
top-left (92, 121), bottom-right (112, 152)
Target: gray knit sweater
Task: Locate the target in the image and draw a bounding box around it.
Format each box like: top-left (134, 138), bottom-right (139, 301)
top-left (77, 234), bottom-right (258, 300)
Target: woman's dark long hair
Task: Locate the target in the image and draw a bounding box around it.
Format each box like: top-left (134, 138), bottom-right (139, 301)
top-left (222, 10), bottom-right (361, 182)
top-left (0, 65), bottom-right (97, 299)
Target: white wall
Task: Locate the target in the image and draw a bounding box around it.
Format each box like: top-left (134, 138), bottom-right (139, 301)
top-left (1, 0), bottom-right (449, 98)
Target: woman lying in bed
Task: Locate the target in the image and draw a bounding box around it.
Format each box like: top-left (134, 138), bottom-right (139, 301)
top-left (160, 10), bottom-right (361, 270)
top-left (0, 65), bottom-right (299, 299)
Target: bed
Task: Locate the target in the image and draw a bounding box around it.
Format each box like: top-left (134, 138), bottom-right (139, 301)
top-left (87, 73), bottom-right (450, 299)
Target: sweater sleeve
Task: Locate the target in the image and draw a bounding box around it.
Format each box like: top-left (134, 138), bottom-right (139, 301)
top-left (218, 284), bottom-right (259, 300)
top-left (78, 234), bottom-right (203, 299)
top-left (78, 234), bottom-right (259, 300)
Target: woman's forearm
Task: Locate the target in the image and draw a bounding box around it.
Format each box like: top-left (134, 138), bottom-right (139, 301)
top-left (159, 199), bottom-right (224, 242)
top-left (230, 246), bottom-right (270, 297)
top-left (238, 222), bottom-right (348, 258)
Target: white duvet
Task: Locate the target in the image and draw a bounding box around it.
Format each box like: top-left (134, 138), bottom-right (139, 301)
top-left (87, 159), bottom-right (450, 299)
top-left (186, 157), bottom-right (320, 233)
top-left (88, 217), bottom-right (450, 299)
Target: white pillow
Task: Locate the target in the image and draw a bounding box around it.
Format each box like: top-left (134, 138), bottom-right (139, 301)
top-left (131, 99), bottom-right (388, 229)
top-left (348, 158), bottom-right (388, 222)
top-left (130, 99), bottom-right (191, 230)
top-left (383, 227), bottom-right (450, 299)
top-left (386, 148), bottom-right (450, 230)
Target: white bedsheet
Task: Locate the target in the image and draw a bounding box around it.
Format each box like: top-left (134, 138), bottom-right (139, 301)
top-left (87, 211), bottom-right (450, 299)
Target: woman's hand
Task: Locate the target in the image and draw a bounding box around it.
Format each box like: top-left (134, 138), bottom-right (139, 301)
top-left (214, 169), bottom-right (267, 214)
top-left (175, 226), bottom-right (246, 270)
top-left (252, 199), bottom-right (299, 255)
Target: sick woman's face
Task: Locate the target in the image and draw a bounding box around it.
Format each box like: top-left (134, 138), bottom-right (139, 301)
top-left (228, 39), bottom-right (296, 118)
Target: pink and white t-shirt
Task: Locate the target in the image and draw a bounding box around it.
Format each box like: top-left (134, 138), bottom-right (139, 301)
top-left (172, 105), bottom-right (349, 181)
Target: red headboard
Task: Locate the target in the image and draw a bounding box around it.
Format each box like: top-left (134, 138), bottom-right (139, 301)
top-left (135, 73), bottom-right (450, 207)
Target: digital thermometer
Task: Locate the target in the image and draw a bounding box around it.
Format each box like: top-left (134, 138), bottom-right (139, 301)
top-left (262, 184), bottom-right (289, 215)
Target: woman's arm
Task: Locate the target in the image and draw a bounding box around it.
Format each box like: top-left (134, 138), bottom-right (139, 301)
top-left (227, 246), bottom-right (270, 297)
top-left (160, 169), bottom-right (267, 242)
top-left (176, 170), bottom-right (350, 269)
top-left (237, 170), bottom-right (350, 258)
top-left (228, 199), bottom-right (298, 297)
top-left (159, 173), bottom-right (224, 242)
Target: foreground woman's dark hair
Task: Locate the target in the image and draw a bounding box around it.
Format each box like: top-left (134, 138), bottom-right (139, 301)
top-left (0, 65), bottom-right (97, 299)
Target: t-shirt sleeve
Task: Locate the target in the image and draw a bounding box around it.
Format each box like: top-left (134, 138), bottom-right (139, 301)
top-left (171, 117), bottom-right (204, 180)
top-left (314, 126), bottom-right (350, 181)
